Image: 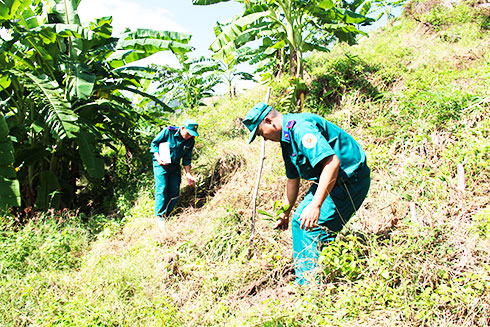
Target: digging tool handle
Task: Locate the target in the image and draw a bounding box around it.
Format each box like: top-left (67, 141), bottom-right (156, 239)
top-left (248, 87), bottom-right (271, 259)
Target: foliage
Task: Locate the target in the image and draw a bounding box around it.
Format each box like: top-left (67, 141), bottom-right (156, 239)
top-left (195, 0), bottom-right (375, 80)
top-left (152, 54), bottom-right (220, 110)
top-left (0, 0), bottom-right (191, 211)
top-left (258, 200), bottom-right (290, 223)
top-left (405, 0), bottom-right (490, 32)
top-left (319, 234), bottom-right (368, 282)
top-left (194, 0), bottom-right (375, 111)
top-left (0, 213), bottom-right (93, 277)
top-left (370, 0), bottom-right (407, 23)
top-left (211, 45), bottom-right (255, 98)
top-left (203, 210), bottom-right (249, 261)
top-left (306, 53), bottom-right (382, 114)
top-left (0, 114), bottom-right (20, 209)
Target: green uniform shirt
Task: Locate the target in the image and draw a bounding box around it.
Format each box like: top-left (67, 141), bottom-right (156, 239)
top-left (150, 126), bottom-right (194, 167)
top-left (280, 113), bottom-right (366, 181)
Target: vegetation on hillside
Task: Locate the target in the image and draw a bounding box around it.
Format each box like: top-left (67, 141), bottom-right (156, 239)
top-left (1, 0), bottom-right (490, 326)
top-left (0, 0), bottom-right (192, 213)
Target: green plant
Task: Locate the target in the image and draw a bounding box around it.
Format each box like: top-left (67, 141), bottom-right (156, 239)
top-left (152, 54), bottom-right (220, 110)
top-left (203, 210), bottom-right (249, 261)
top-left (258, 200), bottom-right (290, 224)
top-left (306, 54), bottom-right (382, 114)
top-left (0, 215), bottom-right (92, 277)
top-left (195, 0), bottom-right (374, 80)
top-left (319, 235), bottom-right (368, 282)
top-left (0, 114), bottom-right (20, 210)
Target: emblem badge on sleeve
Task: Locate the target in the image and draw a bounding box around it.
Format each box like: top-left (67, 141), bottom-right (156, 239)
top-left (302, 133), bottom-right (317, 149)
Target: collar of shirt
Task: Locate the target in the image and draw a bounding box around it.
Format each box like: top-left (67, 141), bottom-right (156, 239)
top-left (281, 114), bottom-right (290, 143)
top-left (281, 114), bottom-right (296, 143)
top-left (173, 128), bottom-right (183, 140)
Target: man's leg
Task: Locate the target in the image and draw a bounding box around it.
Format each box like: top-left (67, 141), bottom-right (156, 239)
top-left (323, 166), bottom-right (371, 233)
top-left (291, 168), bottom-right (371, 285)
top-left (162, 172), bottom-right (181, 217)
top-left (153, 164), bottom-right (167, 217)
top-left (292, 191), bottom-right (331, 285)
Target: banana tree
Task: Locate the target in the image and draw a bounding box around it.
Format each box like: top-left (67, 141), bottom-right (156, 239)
top-left (194, 0), bottom-right (374, 79)
top-left (211, 45), bottom-right (255, 98)
top-left (0, 0), bottom-right (193, 210)
top-left (153, 54), bottom-right (221, 110)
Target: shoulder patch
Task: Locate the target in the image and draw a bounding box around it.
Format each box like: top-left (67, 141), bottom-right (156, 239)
top-left (302, 133), bottom-right (317, 149)
top-left (168, 126), bottom-right (178, 131)
top-left (285, 120), bottom-right (296, 129)
top-left (283, 130), bottom-right (291, 141)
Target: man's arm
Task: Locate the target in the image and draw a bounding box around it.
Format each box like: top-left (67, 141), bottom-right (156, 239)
top-left (299, 154), bottom-right (340, 231)
top-left (151, 129), bottom-right (168, 166)
top-left (274, 177), bottom-right (300, 230)
top-left (183, 165), bottom-right (197, 186)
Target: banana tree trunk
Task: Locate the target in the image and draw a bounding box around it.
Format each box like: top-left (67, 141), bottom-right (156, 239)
top-left (296, 48), bottom-right (303, 79)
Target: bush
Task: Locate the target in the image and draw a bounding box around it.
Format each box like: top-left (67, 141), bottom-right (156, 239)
top-left (305, 54), bottom-right (382, 115)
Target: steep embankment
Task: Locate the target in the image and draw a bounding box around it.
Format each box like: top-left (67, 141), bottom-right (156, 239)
top-left (1, 1), bottom-right (489, 326)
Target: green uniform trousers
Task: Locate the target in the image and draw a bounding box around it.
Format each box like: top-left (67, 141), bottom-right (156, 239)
top-left (291, 164), bottom-right (371, 285)
top-left (153, 163), bottom-right (181, 217)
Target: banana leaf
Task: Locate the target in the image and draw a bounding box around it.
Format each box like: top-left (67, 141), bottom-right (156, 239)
top-left (107, 40), bottom-right (193, 68)
top-left (123, 29), bottom-right (191, 43)
top-left (0, 75), bottom-right (11, 92)
top-left (35, 170), bottom-right (61, 209)
top-left (0, 177), bottom-right (21, 208)
top-left (319, 0), bottom-right (335, 10)
top-left (76, 129), bottom-right (104, 179)
top-left (51, 0), bottom-right (81, 25)
top-left (0, 114), bottom-right (20, 207)
top-left (47, 23), bottom-right (95, 40)
top-left (24, 72), bottom-right (80, 139)
top-left (192, 0), bottom-right (230, 5)
top-left (49, 0), bottom-right (84, 58)
top-left (65, 63), bottom-right (96, 101)
top-left (209, 12), bottom-right (271, 53)
top-left (0, 0), bottom-right (26, 22)
top-left (18, 4), bottom-right (42, 29)
top-left (0, 141), bottom-right (15, 167)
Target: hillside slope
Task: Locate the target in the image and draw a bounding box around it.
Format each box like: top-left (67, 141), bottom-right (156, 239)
top-left (1, 1), bottom-right (489, 326)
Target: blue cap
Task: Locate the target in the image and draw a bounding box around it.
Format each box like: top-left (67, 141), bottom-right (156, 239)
top-left (243, 102), bottom-right (272, 143)
top-left (183, 119), bottom-right (199, 137)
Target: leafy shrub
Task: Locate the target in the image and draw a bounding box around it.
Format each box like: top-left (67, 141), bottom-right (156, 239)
top-left (76, 139), bottom-right (154, 216)
top-left (305, 54), bottom-right (382, 115)
top-left (319, 235), bottom-right (369, 282)
top-left (269, 75), bottom-right (299, 113)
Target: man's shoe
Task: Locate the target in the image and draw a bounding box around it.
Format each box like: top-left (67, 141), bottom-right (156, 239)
top-left (155, 216), bottom-right (166, 233)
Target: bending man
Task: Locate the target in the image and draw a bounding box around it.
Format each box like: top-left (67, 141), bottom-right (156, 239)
top-left (150, 119), bottom-right (198, 226)
top-left (243, 103), bottom-right (370, 285)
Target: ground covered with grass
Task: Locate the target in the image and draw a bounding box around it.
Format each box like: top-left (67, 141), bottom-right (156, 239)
top-left (1, 1), bottom-right (490, 326)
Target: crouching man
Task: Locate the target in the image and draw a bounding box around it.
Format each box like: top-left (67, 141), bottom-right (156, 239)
top-left (243, 103), bottom-right (370, 285)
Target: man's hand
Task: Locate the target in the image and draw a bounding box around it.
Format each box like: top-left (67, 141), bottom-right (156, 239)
top-left (299, 202), bottom-right (321, 231)
top-left (157, 158), bottom-right (168, 166)
top-left (186, 172), bottom-right (197, 187)
top-left (155, 153), bottom-right (168, 166)
top-left (273, 213), bottom-right (290, 230)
